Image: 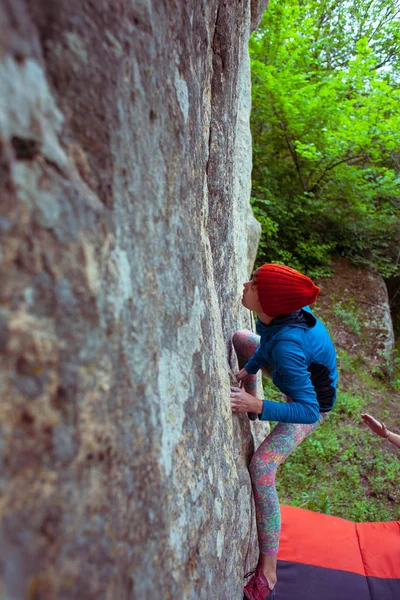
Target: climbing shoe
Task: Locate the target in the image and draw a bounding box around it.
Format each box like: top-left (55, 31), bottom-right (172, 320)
top-left (243, 568), bottom-right (276, 600)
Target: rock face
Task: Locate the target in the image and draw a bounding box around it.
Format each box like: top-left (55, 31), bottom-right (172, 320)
top-left (316, 258), bottom-right (395, 362)
top-left (0, 1), bottom-right (268, 599)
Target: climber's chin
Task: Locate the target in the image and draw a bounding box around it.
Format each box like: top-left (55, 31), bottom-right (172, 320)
top-left (241, 295), bottom-right (251, 310)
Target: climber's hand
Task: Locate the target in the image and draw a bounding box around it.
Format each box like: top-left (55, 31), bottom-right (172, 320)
top-left (361, 413), bottom-right (388, 438)
top-left (230, 387), bottom-right (263, 414)
top-left (235, 368), bottom-right (250, 383)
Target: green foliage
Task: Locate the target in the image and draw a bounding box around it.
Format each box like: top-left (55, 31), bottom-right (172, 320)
top-left (250, 0), bottom-right (400, 277)
top-left (371, 348), bottom-right (400, 388)
top-left (336, 348), bottom-right (364, 372)
top-left (332, 298), bottom-right (362, 336)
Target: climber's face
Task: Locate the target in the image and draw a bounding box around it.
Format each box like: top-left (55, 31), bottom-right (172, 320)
top-left (241, 277), bottom-right (261, 311)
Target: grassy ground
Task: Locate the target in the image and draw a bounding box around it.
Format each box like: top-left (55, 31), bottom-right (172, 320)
top-left (269, 368), bottom-right (400, 521)
top-left (267, 268), bottom-right (400, 522)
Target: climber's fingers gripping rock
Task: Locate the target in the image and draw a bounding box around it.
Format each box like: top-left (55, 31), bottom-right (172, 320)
top-left (230, 386), bottom-right (262, 414)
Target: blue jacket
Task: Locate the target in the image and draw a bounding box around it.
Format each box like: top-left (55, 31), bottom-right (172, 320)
top-left (245, 307), bottom-right (338, 424)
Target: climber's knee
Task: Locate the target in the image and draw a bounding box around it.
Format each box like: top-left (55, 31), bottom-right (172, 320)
top-left (232, 328), bottom-right (251, 349)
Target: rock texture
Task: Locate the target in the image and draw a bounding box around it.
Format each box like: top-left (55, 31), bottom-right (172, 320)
top-left (316, 258), bottom-right (395, 362)
top-left (0, 1), bottom-right (268, 599)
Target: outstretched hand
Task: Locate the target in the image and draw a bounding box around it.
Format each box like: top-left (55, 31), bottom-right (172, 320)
top-left (230, 386), bottom-right (263, 415)
top-left (361, 413), bottom-right (388, 438)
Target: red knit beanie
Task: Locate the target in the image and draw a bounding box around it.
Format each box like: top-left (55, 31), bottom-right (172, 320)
top-left (255, 264), bottom-right (320, 317)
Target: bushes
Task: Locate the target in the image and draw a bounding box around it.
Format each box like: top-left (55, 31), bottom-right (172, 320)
top-left (250, 0), bottom-right (400, 278)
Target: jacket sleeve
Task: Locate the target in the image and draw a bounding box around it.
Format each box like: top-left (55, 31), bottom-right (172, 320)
top-left (259, 341), bottom-right (320, 424)
top-left (244, 346), bottom-right (266, 374)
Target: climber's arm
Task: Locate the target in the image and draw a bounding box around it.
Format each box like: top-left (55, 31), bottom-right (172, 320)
top-left (259, 341), bottom-right (320, 424)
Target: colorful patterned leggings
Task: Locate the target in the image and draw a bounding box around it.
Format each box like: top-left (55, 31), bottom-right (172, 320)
top-left (233, 329), bottom-right (326, 556)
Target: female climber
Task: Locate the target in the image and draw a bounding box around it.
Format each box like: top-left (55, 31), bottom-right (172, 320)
top-left (230, 264), bottom-right (338, 600)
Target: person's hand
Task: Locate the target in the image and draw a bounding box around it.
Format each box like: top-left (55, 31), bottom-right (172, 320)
top-left (230, 387), bottom-right (263, 414)
top-left (235, 368), bottom-right (250, 383)
top-left (361, 413), bottom-right (389, 438)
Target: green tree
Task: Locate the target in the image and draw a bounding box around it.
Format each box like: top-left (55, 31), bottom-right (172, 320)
top-left (250, 0), bottom-right (400, 277)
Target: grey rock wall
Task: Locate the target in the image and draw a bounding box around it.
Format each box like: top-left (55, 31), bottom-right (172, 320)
top-left (0, 1), bottom-right (268, 599)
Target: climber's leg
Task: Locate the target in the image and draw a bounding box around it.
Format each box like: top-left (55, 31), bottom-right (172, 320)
top-left (232, 329), bottom-right (260, 397)
top-left (249, 414), bottom-right (327, 588)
